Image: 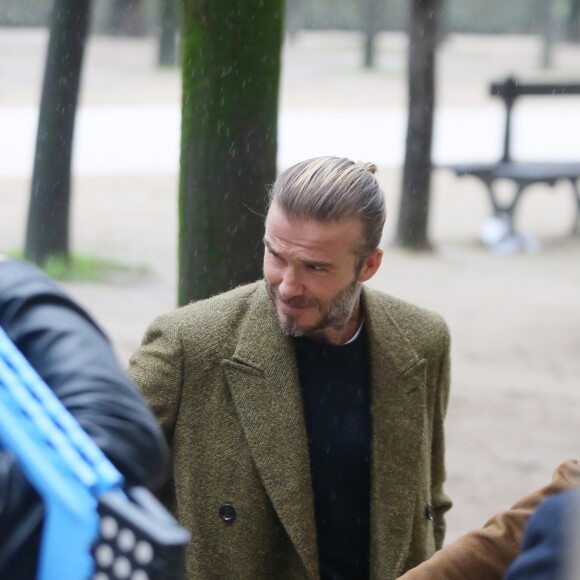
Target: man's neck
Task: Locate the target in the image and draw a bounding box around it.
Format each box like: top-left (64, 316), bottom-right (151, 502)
top-left (322, 301), bottom-right (363, 345)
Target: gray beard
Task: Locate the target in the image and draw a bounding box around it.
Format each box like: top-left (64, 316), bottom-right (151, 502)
top-left (267, 277), bottom-right (361, 341)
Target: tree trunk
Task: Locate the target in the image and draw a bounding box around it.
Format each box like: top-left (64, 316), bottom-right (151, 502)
top-left (158, 0), bottom-right (178, 66)
top-left (286, 0), bottom-right (303, 41)
top-left (541, 0), bottom-right (556, 69)
top-left (108, 0), bottom-right (146, 36)
top-left (24, 0), bottom-right (90, 266)
top-left (178, 0), bottom-right (284, 305)
top-left (363, 0), bottom-right (381, 68)
top-left (567, 0), bottom-right (580, 42)
top-left (396, 0), bottom-right (439, 250)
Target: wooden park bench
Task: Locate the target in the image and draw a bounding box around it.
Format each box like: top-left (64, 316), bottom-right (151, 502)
top-left (440, 76), bottom-right (580, 237)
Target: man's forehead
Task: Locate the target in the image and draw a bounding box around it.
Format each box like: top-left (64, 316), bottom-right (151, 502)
top-left (264, 206), bottom-right (363, 257)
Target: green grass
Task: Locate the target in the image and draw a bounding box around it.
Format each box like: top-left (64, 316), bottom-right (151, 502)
top-left (9, 250), bottom-right (148, 283)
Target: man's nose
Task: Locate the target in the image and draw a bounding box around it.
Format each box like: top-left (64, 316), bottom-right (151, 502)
top-left (278, 267), bottom-right (302, 298)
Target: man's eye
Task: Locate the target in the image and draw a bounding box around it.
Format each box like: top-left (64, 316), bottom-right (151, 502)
top-left (309, 265), bottom-right (326, 272)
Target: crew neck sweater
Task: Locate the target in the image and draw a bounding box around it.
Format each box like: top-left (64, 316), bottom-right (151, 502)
top-left (294, 330), bottom-right (371, 580)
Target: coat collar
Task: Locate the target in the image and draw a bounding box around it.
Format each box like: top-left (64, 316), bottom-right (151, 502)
top-left (222, 283), bottom-right (426, 578)
top-left (363, 288), bottom-right (428, 577)
top-left (221, 282), bottom-right (318, 578)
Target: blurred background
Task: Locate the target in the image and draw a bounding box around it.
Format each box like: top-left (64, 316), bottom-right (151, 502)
top-left (0, 0), bottom-right (579, 544)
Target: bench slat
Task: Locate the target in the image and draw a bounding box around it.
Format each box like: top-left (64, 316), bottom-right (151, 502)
top-left (491, 80), bottom-right (580, 98)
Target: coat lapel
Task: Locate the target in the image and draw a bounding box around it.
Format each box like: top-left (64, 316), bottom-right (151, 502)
top-left (363, 289), bottom-right (428, 578)
top-left (221, 284), bottom-right (318, 578)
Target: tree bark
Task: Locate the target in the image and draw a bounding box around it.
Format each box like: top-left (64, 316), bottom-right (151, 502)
top-left (158, 0), bottom-right (178, 66)
top-left (567, 0), bottom-right (580, 42)
top-left (363, 0), bottom-right (381, 68)
top-left (286, 0), bottom-right (303, 41)
top-left (541, 0), bottom-right (556, 69)
top-left (24, 0), bottom-right (90, 266)
top-left (178, 0), bottom-right (284, 305)
top-left (396, 0), bottom-right (439, 250)
top-left (108, 0), bottom-right (146, 37)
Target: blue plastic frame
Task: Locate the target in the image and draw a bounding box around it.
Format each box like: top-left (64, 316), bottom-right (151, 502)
top-left (0, 327), bottom-right (124, 580)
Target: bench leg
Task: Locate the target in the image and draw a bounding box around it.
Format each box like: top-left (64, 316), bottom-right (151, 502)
top-left (483, 180), bottom-right (525, 236)
top-left (569, 178), bottom-right (580, 235)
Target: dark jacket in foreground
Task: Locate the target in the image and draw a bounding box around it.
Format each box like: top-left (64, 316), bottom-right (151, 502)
top-left (130, 280), bottom-right (452, 579)
top-left (0, 259), bottom-right (170, 578)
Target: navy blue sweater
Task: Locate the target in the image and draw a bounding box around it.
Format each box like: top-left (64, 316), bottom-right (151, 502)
top-left (294, 330), bottom-right (371, 580)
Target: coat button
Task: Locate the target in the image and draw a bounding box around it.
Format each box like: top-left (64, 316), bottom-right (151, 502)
top-left (219, 504), bottom-right (236, 524)
top-left (425, 504), bottom-right (434, 521)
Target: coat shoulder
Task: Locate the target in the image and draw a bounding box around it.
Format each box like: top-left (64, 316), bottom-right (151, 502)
top-left (148, 281), bottom-right (266, 351)
top-left (363, 286), bottom-right (450, 351)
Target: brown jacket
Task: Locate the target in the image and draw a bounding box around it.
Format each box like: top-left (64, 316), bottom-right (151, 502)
top-left (129, 281), bottom-right (452, 579)
top-left (399, 459), bottom-right (580, 579)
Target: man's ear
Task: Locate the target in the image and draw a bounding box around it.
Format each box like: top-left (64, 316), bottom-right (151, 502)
top-left (357, 248), bottom-right (383, 283)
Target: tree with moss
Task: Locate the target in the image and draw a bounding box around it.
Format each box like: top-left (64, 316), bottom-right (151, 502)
top-left (178, 1), bottom-right (284, 305)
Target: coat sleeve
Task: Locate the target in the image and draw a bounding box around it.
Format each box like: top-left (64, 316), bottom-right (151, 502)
top-left (504, 489), bottom-right (580, 580)
top-left (128, 311), bottom-right (185, 512)
top-left (399, 459), bottom-right (580, 580)
top-left (0, 260), bottom-right (170, 490)
top-left (128, 311), bottom-right (184, 445)
top-left (431, 321), bottom-right (453, 549)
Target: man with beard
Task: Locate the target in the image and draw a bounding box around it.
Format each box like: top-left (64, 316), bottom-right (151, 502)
top-left (130, 156), bottom-right (452, 580)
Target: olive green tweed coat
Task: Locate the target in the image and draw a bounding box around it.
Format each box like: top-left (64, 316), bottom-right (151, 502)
top-left (129, 281), bottom-right (452, 579)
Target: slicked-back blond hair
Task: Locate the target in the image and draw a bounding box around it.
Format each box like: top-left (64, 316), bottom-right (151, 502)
top-left (268, 156), bottom-right (386, 257)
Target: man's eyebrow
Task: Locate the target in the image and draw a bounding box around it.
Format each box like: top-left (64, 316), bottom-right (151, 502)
top-left (263, 238), bottom-right (280, 254)
top-left (263, 238), bottom-right (332, 269)
top-left (303, 258), bottom-right (333, 269)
